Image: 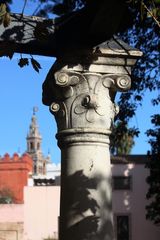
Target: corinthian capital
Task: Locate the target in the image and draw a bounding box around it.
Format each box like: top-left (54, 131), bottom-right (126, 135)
top-left (46, 70), bottom-right (124, 132)
top-left (42, 38), bottom-right (142, 135)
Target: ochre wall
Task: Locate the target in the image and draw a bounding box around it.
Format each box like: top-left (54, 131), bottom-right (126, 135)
top-left (0, 153), bottom-right (33, 203)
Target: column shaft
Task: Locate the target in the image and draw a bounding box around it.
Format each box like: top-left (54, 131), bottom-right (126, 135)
top-left (58, 130), bottom-right (114, 240)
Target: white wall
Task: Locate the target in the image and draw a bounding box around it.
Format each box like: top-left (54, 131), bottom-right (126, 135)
top-left (24, 186), bottom-right (60, 240)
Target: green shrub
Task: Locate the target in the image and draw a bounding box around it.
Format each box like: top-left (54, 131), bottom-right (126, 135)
top-left (0, 188), bottom-right (15, 204)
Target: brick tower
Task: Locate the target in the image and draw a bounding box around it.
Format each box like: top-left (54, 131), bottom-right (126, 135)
top-left (26, 107), bottom-right (50, 175)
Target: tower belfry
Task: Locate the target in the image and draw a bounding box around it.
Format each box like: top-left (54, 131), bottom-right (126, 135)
top-left (26, 107), bottom-right (50, 175)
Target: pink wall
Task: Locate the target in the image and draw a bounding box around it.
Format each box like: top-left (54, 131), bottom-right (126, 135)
top-left (24, 186), bottom-right (60, 240)
top-left (112, 163), bottom-right (160, 240)
top-left (0, 164), bottom-right (159, 240)
top-left (0, 204), bottom-right (24, 222)
top-left (23, 164), bottom-right (160, 240)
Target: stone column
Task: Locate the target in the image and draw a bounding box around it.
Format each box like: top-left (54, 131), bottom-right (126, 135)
top-left (42, 38), bottom-right (142, 240)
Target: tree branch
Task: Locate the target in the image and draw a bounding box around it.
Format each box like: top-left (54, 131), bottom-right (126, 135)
top-left (21, 0), bottom-right (28, 17)
top-left (142, 1), bottom-right (160, 28)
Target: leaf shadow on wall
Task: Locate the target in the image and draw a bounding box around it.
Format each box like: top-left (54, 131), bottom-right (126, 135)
top-left (60, 170), bottom-right (114, 240)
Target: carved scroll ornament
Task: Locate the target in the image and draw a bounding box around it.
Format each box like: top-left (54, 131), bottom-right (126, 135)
top-left (47, 70), bottom-right (131, 132)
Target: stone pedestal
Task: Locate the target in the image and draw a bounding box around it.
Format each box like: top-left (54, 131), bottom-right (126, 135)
top-left (42, 37), bottom-right (142, 240)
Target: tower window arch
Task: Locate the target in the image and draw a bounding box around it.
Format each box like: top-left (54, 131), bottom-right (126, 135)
top-left (30, 142), bottom-right (34, 150)
top-left (34, 165), bottom-right (37, 174)
top-left (37, 142), bottom-right (40, 150)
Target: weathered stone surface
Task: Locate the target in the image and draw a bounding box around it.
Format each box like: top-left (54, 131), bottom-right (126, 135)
top-left (45, 42), bottom-right (142, 240)
top-left (42, 36), bottom-right (142, 106)
top-left (0, 14), bottom-right (55, 57)
top-left (0, 14), bottom-right (143, 59)
top-left (48, 70), bottom-right (131, 134)
top-left (0, 222), bottom-right (23, 240)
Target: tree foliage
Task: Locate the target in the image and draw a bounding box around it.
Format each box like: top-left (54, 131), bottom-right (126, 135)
top-left (114, 1), bottom-right (159, 155)
top-left (31, 0), bottom-right (160, 24)
top-left (110, 121), bottom-right (139, 155)
top-left (29, 0), bottom-right (159, 154)
top-left (0, 187), bottom-right (15, 204)
top-left (146, 114), bottom-right (160, 225)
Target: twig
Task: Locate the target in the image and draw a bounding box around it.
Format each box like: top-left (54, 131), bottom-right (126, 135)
top-left (142, 1), bottom-right (160, 28)
top-left (21, 0), bottom-right (28, 17)
top-left (32, 2), bottom-right (41, 16)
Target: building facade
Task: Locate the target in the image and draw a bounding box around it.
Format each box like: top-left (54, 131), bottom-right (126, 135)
top-left (111, 155), bottom-right (160, 240)
top-left (0, 156), bottom-right (160, 240)
top-left (24, 155), bottom-right (160, 240)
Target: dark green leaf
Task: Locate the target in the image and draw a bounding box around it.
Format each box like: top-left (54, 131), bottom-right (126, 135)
top-left (18, 58), bottom-right (29, 68)
top-left (30, 58), bottom-right (41, 73)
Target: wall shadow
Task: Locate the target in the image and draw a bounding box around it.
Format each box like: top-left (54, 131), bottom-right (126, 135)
top-left (60, 170), bottom-right (114, 240)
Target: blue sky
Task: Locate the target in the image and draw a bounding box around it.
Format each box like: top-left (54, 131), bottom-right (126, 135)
top-left (0, 56), bottom-right (61, 163)
top-left (0, 1), bottom-right (61, 163)
top-left (0, 1), bottom-right (159, 163)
